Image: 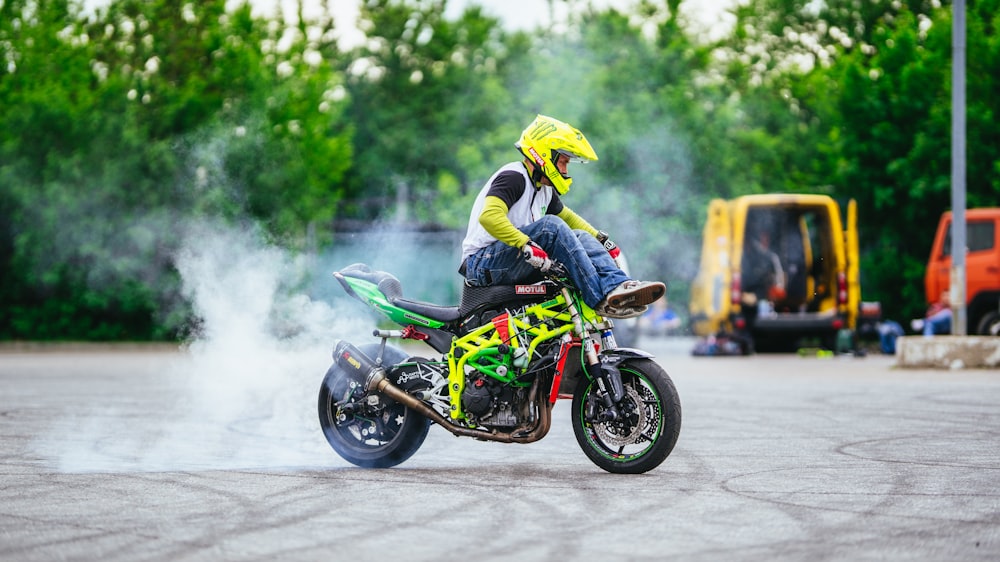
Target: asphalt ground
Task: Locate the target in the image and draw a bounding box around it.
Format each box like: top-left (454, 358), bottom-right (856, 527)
top-left (1, 338), bottom-right (998, 561)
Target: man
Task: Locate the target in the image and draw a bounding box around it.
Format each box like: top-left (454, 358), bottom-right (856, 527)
top-left (459, 114), bottom-right (665, 318)
top-left (742, 228), bottom-right (786, 306)
top-left (912, 291), bottom-right (952, 336)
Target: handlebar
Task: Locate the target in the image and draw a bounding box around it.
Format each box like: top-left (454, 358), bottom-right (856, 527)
top-left (544, 261), bottom-right (569, 280)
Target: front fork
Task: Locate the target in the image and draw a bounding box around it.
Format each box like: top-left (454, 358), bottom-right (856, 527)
top-left (585, 339), bottom-right (628, 422)
top-left (562, 288), bottom-right (626, 422)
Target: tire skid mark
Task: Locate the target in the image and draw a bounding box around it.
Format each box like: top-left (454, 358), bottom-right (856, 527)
top-left (252, 464), bottom-right (691, 493)
top-left (835, 433), bottom-right (1000, 470)
top-left (719, 465), bottom-right (999, 525)
top-left (0, 525), bottom-right (128, 555)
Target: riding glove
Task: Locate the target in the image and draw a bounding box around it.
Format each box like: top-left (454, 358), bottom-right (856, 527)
top-left (597, 231), bottom-right (624, 268)
top-left (522, 240), bottom-right (553, 272)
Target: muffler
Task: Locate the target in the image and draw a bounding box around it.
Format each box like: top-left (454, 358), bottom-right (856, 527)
top-left (332, 340), bottom-right (456, 428)
top-left (333, 340), bottom-right (390, 393)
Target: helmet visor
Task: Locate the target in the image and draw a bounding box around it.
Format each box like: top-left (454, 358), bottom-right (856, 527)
top-left (553, 148), bottom-right (595, 163)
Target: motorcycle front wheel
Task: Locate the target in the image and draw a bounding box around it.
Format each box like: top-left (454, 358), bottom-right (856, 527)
top-left (317, 343), bottom-right (430, 468)
top-left (571, 358), bottom-right (681, 474)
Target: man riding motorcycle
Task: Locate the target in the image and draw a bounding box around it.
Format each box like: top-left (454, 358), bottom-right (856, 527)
top-left (459, 114), bottom-right (665, 318)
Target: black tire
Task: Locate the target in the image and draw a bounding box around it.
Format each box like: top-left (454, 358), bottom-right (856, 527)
top-left (571, 358), bottom-right (681, 474)
top-left (317, 343), bottom-right (430, 468)
top-left (976, 310), bottom-right (1000, 336)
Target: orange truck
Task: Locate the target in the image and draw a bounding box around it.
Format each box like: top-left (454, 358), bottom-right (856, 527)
top-left (925, 208), bottom-right (1000, 335)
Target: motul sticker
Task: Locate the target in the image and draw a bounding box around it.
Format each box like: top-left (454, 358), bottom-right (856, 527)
top-left (515, 285), bottom-right (547, 295)
top-left (527, 147), bottom-right (546, 167)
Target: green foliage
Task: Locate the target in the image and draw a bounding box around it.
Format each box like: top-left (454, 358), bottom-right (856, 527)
top-left (697, 0), bottom-right (999, 324)
top-left (817, 2), bottom-right (1000, 322)
top-left (0, 0), bottom-right (351, 340)
top-left (337, 0), bottom-right (523, 224)
top-left (1, 0), bottom-right (997, 339)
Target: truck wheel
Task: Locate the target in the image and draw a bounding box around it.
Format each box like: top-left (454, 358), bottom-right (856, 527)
top-left (975, 311), bottom-right (1000, 336)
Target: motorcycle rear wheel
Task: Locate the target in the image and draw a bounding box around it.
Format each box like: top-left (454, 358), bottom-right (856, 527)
top-left (317, 343), bottom-right (430, 468)
top-left (571, 358), bottom-right (681, 474)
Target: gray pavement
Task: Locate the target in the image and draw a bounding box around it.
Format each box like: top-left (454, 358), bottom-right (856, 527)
top-left (1, 338), bottom-right (998, 561)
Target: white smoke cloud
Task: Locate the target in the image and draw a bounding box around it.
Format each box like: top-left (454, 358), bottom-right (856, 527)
top-left (40, 219), bottom-right (379, 472)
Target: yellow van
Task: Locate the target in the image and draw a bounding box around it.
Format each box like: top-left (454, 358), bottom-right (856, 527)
top-left (688, 194), bottom-right (861, 352)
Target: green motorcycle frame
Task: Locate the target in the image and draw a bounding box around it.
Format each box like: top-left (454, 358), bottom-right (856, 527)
top-left (317, 262), bottom-right (682, 474)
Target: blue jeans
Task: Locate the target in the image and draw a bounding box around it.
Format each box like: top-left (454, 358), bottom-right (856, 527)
top-left (878, 320), bottom-right (904, 354)
top-left (923, 308), bottom-right (952, 336)
top-left (464, 215), bottom-right (630, 308)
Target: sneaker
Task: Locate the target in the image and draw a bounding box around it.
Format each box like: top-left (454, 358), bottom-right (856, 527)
top-left (597, 303), bottom-right (649, 319)
top-left (604, 280), bottom-right (666, 309)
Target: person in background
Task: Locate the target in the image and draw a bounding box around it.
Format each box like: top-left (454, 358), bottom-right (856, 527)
top-left (741, 228), bottom-right (787, 310)
top-left (878, 320), bottom-right (905, 354)
top-left (459, 114), bottom-right (666, 318)
top-left (640, 298), bottom-right (682, 336)
top-left (912, 291), bottom-right (952, 336)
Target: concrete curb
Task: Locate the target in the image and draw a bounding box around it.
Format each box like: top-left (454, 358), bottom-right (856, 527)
top-left (894, 335), bottom-right (1000, 369)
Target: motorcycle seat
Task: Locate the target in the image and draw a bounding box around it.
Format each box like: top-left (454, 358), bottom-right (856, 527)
top-left (338, 263), bottom-right (462, 323)
top-left (458, 281), bottom-right (560, 316)
top-left (392, 298), bottom-right (462, 323)
top-left (338, 263), bottom-right (404, 300)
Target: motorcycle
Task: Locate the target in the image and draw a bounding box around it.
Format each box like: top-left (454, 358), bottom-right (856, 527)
top-left (318, 261), bottom-right (682, 474)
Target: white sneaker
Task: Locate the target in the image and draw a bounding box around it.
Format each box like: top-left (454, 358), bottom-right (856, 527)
top-left (604, 280), bottom-right (666, 309)
top-left (597, 303), bottom-right (649, 319)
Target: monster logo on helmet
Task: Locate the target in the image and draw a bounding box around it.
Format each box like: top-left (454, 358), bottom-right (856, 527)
top-left (515, 114), bottom-right (598, 195)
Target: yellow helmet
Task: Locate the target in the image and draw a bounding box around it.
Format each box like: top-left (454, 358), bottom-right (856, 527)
top-left (516, 114), bottom-right (598, 195)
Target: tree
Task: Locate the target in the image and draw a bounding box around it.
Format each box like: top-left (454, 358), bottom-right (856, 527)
top-left (822, 1), bottom-right (1000, 322)
top-left (692, 0), bottom-right (1000, 324)
top-left (0, 0), bottom-right (354, 339)
top-left (338, 0), bottom-right (526, 226)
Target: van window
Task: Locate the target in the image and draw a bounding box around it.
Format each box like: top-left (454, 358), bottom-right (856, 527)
top-left (941, 220), bottom-right (995, 257)
top-left (743, 206), bottom-right (825, 308)
top-left (802, 210), bottom-right (833, 306)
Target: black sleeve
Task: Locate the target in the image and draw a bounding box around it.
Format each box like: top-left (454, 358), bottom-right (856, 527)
top-left (485, 170), bottom-right (527, 208)
top-left (546, 191), bottom-right (564, 215)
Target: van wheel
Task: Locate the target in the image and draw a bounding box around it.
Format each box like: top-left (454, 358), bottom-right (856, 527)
top-left (975, 311), bottom-right (1000, 336)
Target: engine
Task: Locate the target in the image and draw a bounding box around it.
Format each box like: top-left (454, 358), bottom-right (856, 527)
top-left (461, 375), bottom-right (529, 428)
top-left (387, 357), bottom-right (534, 428)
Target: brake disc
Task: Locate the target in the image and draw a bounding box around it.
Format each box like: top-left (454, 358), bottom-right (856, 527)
top-left (593, 384), bottom-right (646, 447)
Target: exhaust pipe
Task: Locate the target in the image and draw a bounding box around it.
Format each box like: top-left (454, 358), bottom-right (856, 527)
top-left (332, 340), bottom-right (462, 428)
top-left (332, 340), bottom-right (553, 443)
top-left (333, 340), bottom-right (390, 393)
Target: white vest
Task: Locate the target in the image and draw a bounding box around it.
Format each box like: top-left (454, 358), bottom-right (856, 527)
top-left (461, 162), bottom-right (554, 261)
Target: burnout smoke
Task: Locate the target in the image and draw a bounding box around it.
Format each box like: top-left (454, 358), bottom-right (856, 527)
top-left (40, 220), bottom-right (378, 473)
